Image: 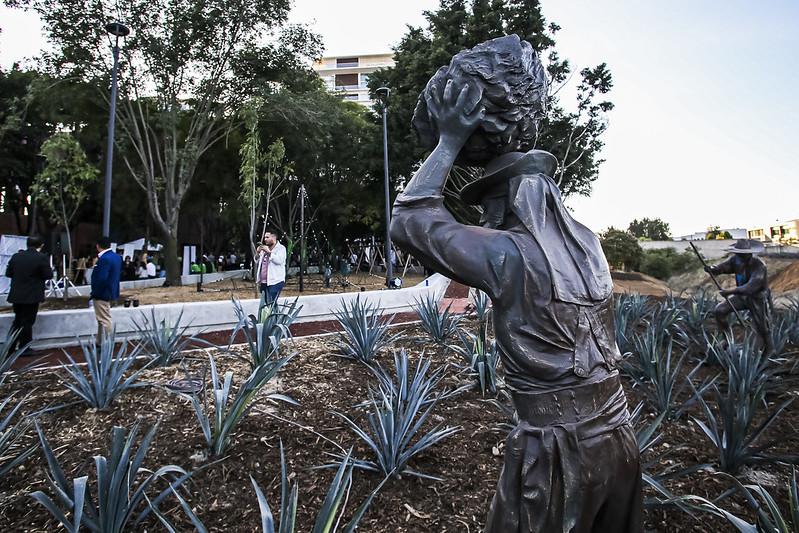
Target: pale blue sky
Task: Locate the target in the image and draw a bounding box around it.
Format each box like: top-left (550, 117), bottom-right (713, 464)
top-left (2, 0), bottom-right (797, 237)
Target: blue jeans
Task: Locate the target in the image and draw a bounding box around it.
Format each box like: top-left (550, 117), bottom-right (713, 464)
top-left (259, 281), bottom-right (285, 307)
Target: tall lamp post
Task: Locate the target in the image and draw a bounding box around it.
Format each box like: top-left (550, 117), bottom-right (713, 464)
top-left (102, 22), bottom-right (130, 237)
top-left (376, 87), bottom-right (393, 288)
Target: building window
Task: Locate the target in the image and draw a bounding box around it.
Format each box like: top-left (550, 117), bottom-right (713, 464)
top-left (335, 73), bottom-right (359, 90)
top-left (337, 57), bottom-right (358, 68)
top-left (342, 94), bottom-right (359, 101)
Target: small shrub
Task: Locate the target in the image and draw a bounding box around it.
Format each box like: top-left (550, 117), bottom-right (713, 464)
top-left (330, 296), bottom-right (402, 363)
top-left (58, 332), bottom-right (149, 409)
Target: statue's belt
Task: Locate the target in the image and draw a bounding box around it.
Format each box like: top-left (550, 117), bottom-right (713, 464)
top-left (511, 374), bottom-right (626, 431)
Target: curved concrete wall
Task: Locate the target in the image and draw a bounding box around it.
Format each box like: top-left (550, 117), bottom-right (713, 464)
top-left (0, 274), bottom-right (449, 349)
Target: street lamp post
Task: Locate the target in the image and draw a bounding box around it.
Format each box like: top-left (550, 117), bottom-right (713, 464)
top-left (376, 87), bottom-right (393, 288)
top-left (102, 22), bottom-right (130, 237)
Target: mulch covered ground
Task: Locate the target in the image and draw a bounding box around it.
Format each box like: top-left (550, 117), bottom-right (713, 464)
top-left (1, 311), bottom-right (798, 532)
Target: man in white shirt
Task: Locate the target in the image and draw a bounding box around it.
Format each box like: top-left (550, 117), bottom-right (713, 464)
top-left (145, 258), bottom-right (157, 278)
top-left (256, 229), bottom-right (287, 307)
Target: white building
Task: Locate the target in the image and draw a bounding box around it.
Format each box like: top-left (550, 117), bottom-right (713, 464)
top-left (312, 53), bottom-right (395, 107)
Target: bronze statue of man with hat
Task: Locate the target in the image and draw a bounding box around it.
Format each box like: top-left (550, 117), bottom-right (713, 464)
top-left (390, 35), bottom-right (642, 533)
top-left (704, 238), bottom-right (772, 350)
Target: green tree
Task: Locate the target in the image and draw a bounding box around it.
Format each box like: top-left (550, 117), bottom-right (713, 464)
top-left (638, 247), bottom-right (695, 281)
top-left (599, 227), bottom-right (642, 271)
top-left (628, 217), bottom-right (671, 241)
top-left (368, 0), bottom-right (613, 214)
top-left (34, 132), bottom-right (100, 295)
top-left (0, 69), bottom-right (108, 237)
top-left (8, 0), bottom-right (323, 285)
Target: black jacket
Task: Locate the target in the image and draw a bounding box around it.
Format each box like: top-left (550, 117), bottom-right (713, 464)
top-left (5, 247), bottom-right (52, 304)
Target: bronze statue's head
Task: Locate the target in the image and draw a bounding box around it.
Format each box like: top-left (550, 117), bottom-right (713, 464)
top-left (412, 34), bottom-right (548, 166)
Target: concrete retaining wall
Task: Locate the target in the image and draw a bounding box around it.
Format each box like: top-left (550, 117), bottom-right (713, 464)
top-left (640, 239), bottom-right (799, 260)
top-left (0, 274), bottom-right (448, 350)
top-left (0, 270), bottom-right (249, 307)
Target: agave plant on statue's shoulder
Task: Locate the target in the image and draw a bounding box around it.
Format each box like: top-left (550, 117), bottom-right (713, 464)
top-left (59, 331), bottom-right (150, 409)
top-left (328, 349), bottom-right (460, 480)
top-left (30, 421), bottom-right (206, 533)
top-left (181, 351), bottom-right (297, 458)
top-left (231, 297), bottom-right (302, 370)
top-left (132, 307), bottom-right (214, 367)
top-left (412, 294), bottom-right (462, 345)
top-left (250, 442), bottom-right (387, 533)
top-left (0, 390), bottom-right (39, 476)
top-left (330, 295), bottom-right (403, 363)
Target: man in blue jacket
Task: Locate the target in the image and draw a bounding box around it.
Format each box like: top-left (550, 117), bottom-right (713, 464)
top-left (90, 236), bottom-right (122, 343)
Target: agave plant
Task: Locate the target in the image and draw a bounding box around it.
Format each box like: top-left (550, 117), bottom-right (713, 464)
top-left (251, 442), bottom-right (387, 533)
top-left (183, 350), bottom-right (296, 457)
top-left (681, 289), bottom-right (717, 335)
top-left (681, 469), bottom-right (799, 533)
top-left (631, 403), bottom-right (709, 511)
top-left (231, 297), bottom-right (302, 370)
top-left (623, 333), bottom-right (713, 420)
top-left (710, 333), bottom-right (775, 395)
top-left (412, 294), bottom-right (462, 345)
top-left (451, 329), bottom-right (501, 395)
top-left (0, 390), bottom-right (39, 476)
top-left (330, 296), bottom-right (403, 363)
top-left (471, 289), bottom-right (492, 324)
top-left (329, 349), bottom-right (460, 479)
top-left (614, 293), bottom-right (652, 355)
top-left (132, 307), bottom-right (214, 367)
top-left (30, 421), bottom-right (205, 533)
top-left (693, 376), bottom-right (798, 474)
top-left (58, 332), bottom-right (149, 409)
top-left (0, 329), bottom-right (42, 386)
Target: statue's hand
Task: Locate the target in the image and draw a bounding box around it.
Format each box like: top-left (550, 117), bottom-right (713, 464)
top-left (426, 79), bottom-right (485, 146)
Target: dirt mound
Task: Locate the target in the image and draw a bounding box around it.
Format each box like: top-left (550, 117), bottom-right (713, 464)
top-left (770, 260), bottom-right (799, 292)
top-left (611, 270), bottom-right (671, 296)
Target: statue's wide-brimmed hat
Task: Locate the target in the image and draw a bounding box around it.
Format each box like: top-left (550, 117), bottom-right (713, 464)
top-left (723, 239), bottom-right (765, 254)
top-left (459, 150), bottom-right (558, 205)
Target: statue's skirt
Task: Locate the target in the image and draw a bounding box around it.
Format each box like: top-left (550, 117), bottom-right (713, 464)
top-left (484, 373), bottom-right (643, 533)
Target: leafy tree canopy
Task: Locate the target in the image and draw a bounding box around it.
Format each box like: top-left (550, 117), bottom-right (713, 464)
top-left (628, 217), bottom-right (671, 241)
top-left (368, 0), bottom-right (614, 212)
top-left (599, 227), bottom-right (641, 271)
top-left (4, 0), bottom-right (324, 284)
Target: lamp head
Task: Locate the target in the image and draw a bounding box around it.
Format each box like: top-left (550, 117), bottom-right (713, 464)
top-left (105, 22), bottom-right (130, 37)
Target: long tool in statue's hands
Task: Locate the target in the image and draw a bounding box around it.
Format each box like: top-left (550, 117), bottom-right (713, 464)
top-left (426, 80), bottom-right (485, 147)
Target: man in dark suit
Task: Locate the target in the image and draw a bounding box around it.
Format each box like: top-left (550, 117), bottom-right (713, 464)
top-left (5, 235), bottom-right (52, 355)
top-left (90, 235), bottom-right (122, 342)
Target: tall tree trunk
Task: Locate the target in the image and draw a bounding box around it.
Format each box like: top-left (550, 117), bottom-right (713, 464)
top-left (162, 229), bottom-right (181, 287)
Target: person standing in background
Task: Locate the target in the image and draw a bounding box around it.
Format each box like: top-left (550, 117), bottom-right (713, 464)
top-left (256, 229), bottom-right (287, 307)
top-left (90, 236), bottom-right (122, 343)
top-left (5, 235), bottom-right (52, 356)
